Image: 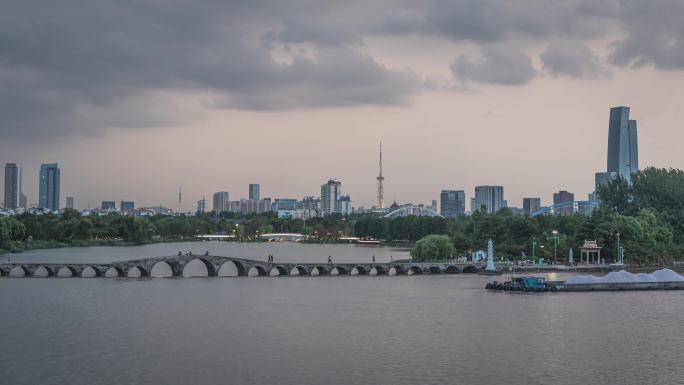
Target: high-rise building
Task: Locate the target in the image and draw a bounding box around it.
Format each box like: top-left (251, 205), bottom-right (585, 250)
top-left (101, 201), bottom-right (116, 210)
top-left (607, 106), bottom-right (639, 181)
top-left (440, 190), bottom-right (465, 218)
top-left (65, 196), bottom-right (75, 209)
top-left (471, 186), bottom-right (505, 213)
top-left (320, 179), bottom-right (342, 215)
top-left (522, 197), bottom-right (541, 216)
top-left (334, 195), bottom-right (353, 215)
top-left (121, 201), bottom-right (135, 212)
top-left (39, 163), bottom-right (60, 211)
top-left (249, 184), bottom-right (260, 201)
top-left (553, 190), bottom-right (575, 216)
top-left (197, 197), bottom-right (206, 213)
top-left (19, 193), bottom-right (27, 209)
top-left (212, 191), bottom-right (230, 213)
top-left (4, 163), bottom-right (21, 209)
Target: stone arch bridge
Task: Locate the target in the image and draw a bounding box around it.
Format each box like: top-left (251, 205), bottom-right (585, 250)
top-left (0, 255), bottom-right (486, 278)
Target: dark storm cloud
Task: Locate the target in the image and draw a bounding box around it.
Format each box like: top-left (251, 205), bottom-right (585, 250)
top-left (2, 0), bottom-right (684, 139)
top-left (541, 40), bottom-right (610, 79)
top-left (451, 46), bottom-right (536, 86)
top-left (610, 0), bottom-right (684, 70)
top-left (0, 0), bottom-right (417, 139)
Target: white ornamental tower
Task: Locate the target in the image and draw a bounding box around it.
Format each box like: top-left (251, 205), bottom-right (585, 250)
top-left (486, 239), bottom-right (495, 271)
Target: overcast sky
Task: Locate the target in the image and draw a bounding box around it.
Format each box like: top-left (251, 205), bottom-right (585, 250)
top-left (2, 0), bottom-right (684, 211)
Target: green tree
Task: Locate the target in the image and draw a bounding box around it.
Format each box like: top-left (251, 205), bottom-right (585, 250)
top-left (410, 235), bottom-right (454, 262)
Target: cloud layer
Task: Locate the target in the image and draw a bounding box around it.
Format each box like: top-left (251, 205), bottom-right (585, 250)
top-left (1, 0), bottom-right (683, 139)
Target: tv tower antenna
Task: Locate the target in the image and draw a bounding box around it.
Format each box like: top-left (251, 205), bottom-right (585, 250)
top-left (178, 187), bottom-right (182, 213)
top-left (376, 141), bottom-right (385, 208)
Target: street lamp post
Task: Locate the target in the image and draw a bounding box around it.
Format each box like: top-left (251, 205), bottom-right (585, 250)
top-left (532, 241), bottom-right (537, 260)
top-left (548, 230), bottom-right (559, 264)
top-left (616, 232), bottom-right (621, 264)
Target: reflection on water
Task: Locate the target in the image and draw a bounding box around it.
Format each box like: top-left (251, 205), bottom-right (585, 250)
top-left (0, 242), bottom-right (410, 264)
top-left (1, 276), bottom-right (683, 385)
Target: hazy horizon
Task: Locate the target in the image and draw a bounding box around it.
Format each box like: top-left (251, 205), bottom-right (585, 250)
top-left (2, 1), bottom-right (684, 211)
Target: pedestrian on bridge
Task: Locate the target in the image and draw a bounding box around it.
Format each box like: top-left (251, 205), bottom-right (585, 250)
top-left (328, 256), bottom-right (332, 265)
top-left (372, 255), bottom-right (375, 263)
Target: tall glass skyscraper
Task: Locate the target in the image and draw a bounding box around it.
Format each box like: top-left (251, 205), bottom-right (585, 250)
top-left (248, 184), bottom-right (260, 201)
top-left (607, 106), bottom-right (638, 181)
top-left (440, 190), bottom-right (465, 218)
top-left (4, 163), bottom-right (22, 209)
top-left (39, 163), bottom-right (60, 211)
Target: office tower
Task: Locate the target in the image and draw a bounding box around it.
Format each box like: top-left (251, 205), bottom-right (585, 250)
top-left (19, 193), bottom-right (27, 209)
top-left (522, 198), bottom-right (541, 216)
top-left (39, 163), bottom-right (60, 211)
top-left (4, 163), bottom-right (21, 209)
top-left (431, 200), bottom-right (438, 213)
top-left (249, 184), bottom-right (260, 201)
top-left (212, 191), bottom-right (230, 213)
top-left (376, 142), bottom-right (384, 208)
top-left (121, 201), bottom-right (135, 212)
top-left (553, 190), bottom-right (575, 216)
top-left (197, 197), bottom-right (206, 213)
top-left (440, 190), bottom-right (465, 218)
top-left (320, 179), bottom-right (342, 215)
top-left (65, 196), bottom-right (74, 209)
top-left (471, 186), bottom-right (505, 213)
top-left (607, 106), bottom-right (639, 181)
top-left (101, 201), bottom-right (116, 210)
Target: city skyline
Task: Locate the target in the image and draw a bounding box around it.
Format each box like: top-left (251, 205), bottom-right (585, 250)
top-left (2, 1), bottom-right (684, 210)
top-left (0, 104), bottom-right (650, 212)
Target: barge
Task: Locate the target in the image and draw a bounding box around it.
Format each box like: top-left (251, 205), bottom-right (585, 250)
top-left (487, 274), bottom-right (684, 292)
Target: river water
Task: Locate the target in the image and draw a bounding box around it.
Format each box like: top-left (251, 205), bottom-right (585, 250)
top-left (1, 243), bottom-right (683, 385)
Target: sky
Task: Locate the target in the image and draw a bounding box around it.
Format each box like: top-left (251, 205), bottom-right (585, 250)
top-left (1, 0), bottom-right (684, 211)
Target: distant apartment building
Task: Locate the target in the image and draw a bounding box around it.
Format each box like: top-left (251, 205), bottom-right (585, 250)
top-left (522, 197), bottom-right (541, 216)
top-left (249, 184), bottom-right (260, 201)
top-left (212, 191), bottom-right (230, 213)
top-left (334, 195), bottom-right (353, 215)
top-left (4, 163), bottom-right (22, 209)
top-left (197, 197), bottom-right (206, 213)
top-left (273, 198), bottom-right (298, 211)
top-left (471, 186), bottom-right (505, 213)
top-left (121, 201), bottom-right (135, 212)
top-left (101, 201), bottom-right (116, 210)
top-left (440, 190), bottom-right (465, 218)
top-left (553, 190), bottom-right (575, 216)
top-left (65, 196), bottom-right (74, 209)
top-left (39, 163), bottom-right (60, 211)
top-left (320, 179), bottom-right (342, 215)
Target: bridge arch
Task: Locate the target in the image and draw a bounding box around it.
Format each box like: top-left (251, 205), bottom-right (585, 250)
top-left (351, 266), bottom-right (368, 275)
top-left (57, 266), bottom-right (78, 278)
top-left (151, 261), bottom-right (175, 277)
top-left (105, 267), bottom-right (124, 278)
top-left (330, 266), bottom-right (349, 275)
top-left (81, 266), bottom-right (100, 278)
top-left (444, 265), bottom-right (461, 274)
top-left (369, 266), bottom-right (386, 276)
top-left (428, 266), bottom-right (442, 274)
top-left (269, 266), bottom-right (288, 276)
top-left (9, 266), bottom-right (28, 277)
top-left (127, 266), bottom-right (147, 278)
top-left (310, 266), bottom-right (329, 276)
top-left (462, 265), bottom-right (478, 274)
top-left (34, 265), bottom-right (54, 278)
top-left (407, 266), bottom-right (423, 275)
top-left (248, 265), bottom-right (268, 277)
top-left (218, 260), bottom-right (245, 277)
top-left (183, 258), bottom-right (216, 277)
top-left (388, 266), bottom-right (405, 276)
top-left (289, 266), bottom-right (308, 276)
